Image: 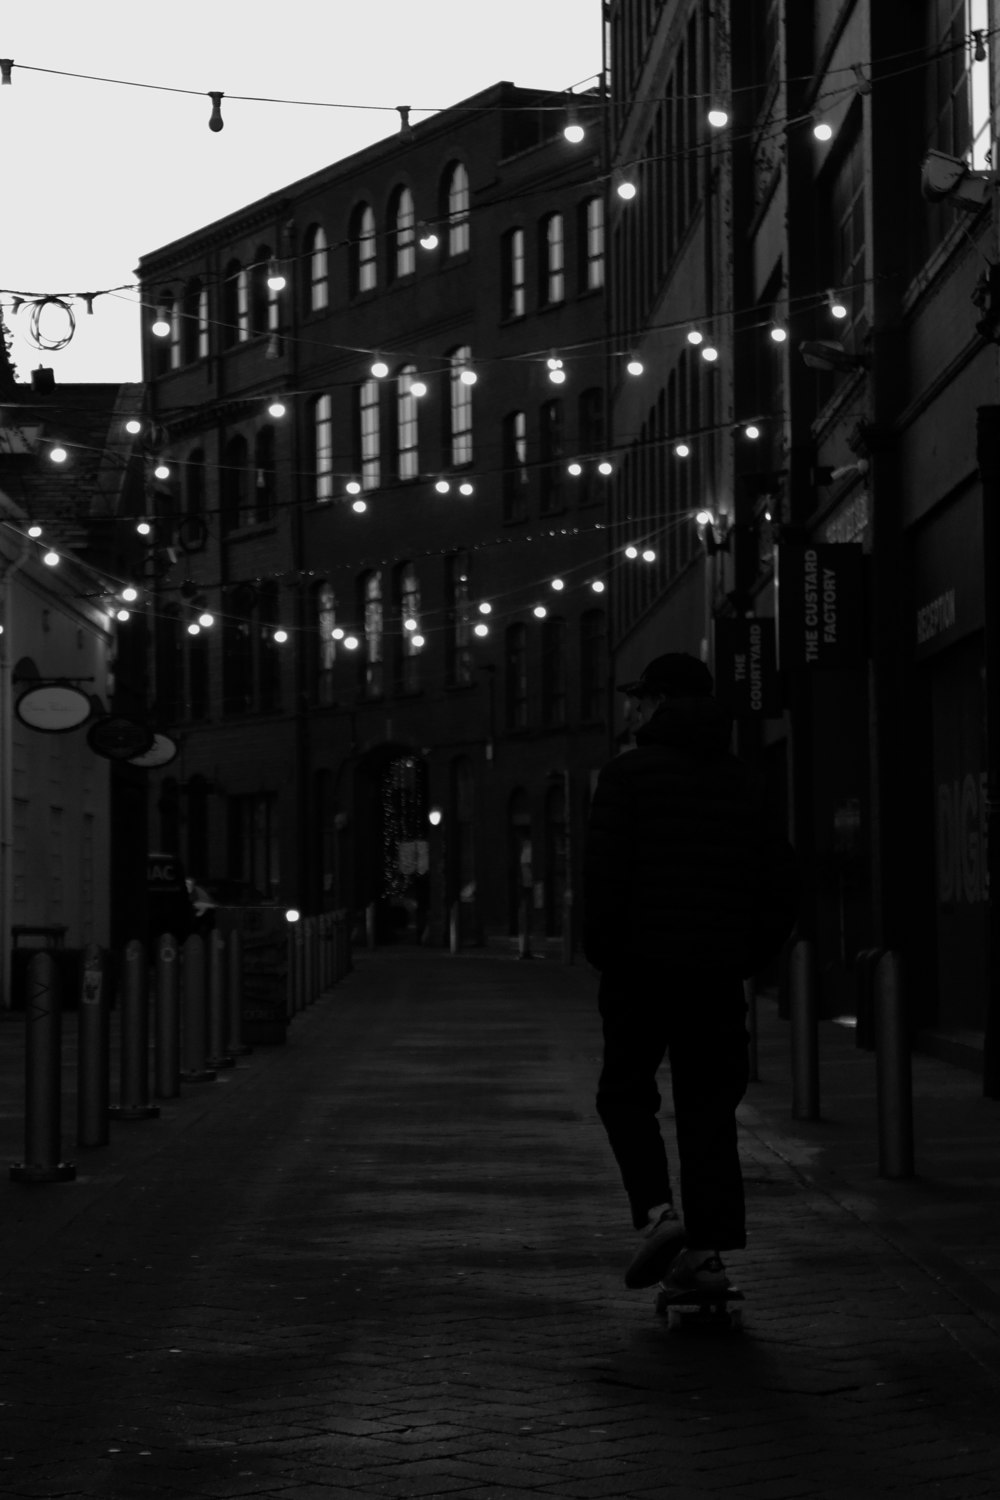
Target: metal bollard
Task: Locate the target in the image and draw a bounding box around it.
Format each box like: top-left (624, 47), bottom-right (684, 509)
top-left (744, 977), bottom-right (759, 1084)
top-left (227, 929), bottom-right (251, 1055)
top-left (154, 933), bottom-right (180, 1099)
top-left (180, 934), bottom-right (217, 1082)
top-left (789, 938), bottom-right (820, 1120)
top-left (517, 889), bottom-right (535, 960)
top-left (449, 901), bottom-right (459, 955)
top-left (10, 953), bottom-right (76, 1182)
top-left (296, 921), bottom-right (306, 1012)
top-left (208, 931), bottom-right (235, 1068)
top-left (110, 939), bottom-right (160, 1121)
top-left (874, 950), bottom-right (914, 1179)
top-left (77, 943), bottom-right (109, 1147)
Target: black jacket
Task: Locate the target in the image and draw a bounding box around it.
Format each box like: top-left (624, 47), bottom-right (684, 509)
top-left (583, 696), bottom-right (798, 977)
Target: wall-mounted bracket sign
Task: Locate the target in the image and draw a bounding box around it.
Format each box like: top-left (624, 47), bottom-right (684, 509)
top-left (15, 681), bottom-right (93, 733)
top-left (714, 616), bottom-right (782, 718)
top-left (126, 732), bottom-right (179, 769)
top-left (776, 543), bottom-right (866, 669)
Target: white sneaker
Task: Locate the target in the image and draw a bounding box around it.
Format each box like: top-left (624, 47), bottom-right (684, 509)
top-left (659, 1248), bottom-right (729, 1294)
top-left (624, 1204), bottom-right (686, 1289)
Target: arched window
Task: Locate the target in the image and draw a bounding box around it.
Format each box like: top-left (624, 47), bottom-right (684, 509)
top-left (445, 162), bottom-right (470, 256)
top-left (542, 616), bottom-right (567, 727)
top-left (358, 378), bottom-right (381, 490)
top-left (397, 561), bottom-right (421, 693)
top-left (505, 623), bottom-right (528, 729)
top-left (221, 433), bottom-right (249, 532)
top-left (361, 570), bottom-right (384, 697)
top-left (390, 187), bottom-right (416, 279)
top-left (350, 204), bottom-right (377, 294)
top-left (304, 224), bottom-right (329, 311)
top-left (222, 259), bottom-right (249, 346)
top-left (254, 425), bottom-right (276, 523)
top-left (250, 244), bottom-right (273, 335)
top-left (448, 344), bottom-right (474, 466)
top-left (311, 393), bottom-right (333, 502)
top-left (580, 609), bottom-right (607, 721)
top-left (539, 213), bottom-right (565, 305)
top-left (184, 448), bottom-right (206, 516)
top-left (579, 196), bottom-right (605, 290)
top-left (181, 276), bottom-right (209, 363)
top-left (502, 227), bottom-right (525, 318)
top-left (314, 581), bottom-right (337, 706)
top-left (397, 365), bottom-right (420, 479)
top-left (502, 411), bottom-right (529, 523)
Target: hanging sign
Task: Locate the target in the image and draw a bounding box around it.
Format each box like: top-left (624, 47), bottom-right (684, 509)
top-left (714, 617), bottom-right (782, 718)
top-left (86, 715), bottom-right (156, 761)
top-left (776, 543), bottom-right (865, 668)
top-left (127, 732), bottom-right (179, 769)
top-left (16, 682), bottom-right (93, 733)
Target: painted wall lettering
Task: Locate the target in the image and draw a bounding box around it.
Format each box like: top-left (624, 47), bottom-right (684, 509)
top-left (916, 589), bottom-right (957, 646)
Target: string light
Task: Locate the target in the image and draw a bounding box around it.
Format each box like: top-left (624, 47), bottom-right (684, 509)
top-left (551, 577), bottom-right (565, 591)
top-left (614, 169), bottom-right (637, 200)
top-left (590, 579), bottom-right (605, 592)
top-left (152, 307), bottom-right (171, 337)
top-left (687, 328), bottom-right (704, 345)
top-left (28, 525), bottom-right (43, 538)
top-left (121, 587), bottom-right (139, 602)
top-left (674, 441), bottom-right (690, 458)
top-left (266, 259), bottom-right (287, 291)
top-left (207, 92), bottom-right (224, 132)
top-left (597, 460), bottom-right (614, 475)
top-left (371, 355), bottom-right (389, 378)
top-left (345, 480), bottom-right (362, 495)
top-left (474, 622), bottom-right (489, 637)
top-left (410, 378), bottom-right (428, 397)
top-left (532, 604), bottom-right (548, 619)
top-left (745, 424), bottom-right (761, 440)
top-left (49, 445), bottom-right (68, 464)
top-left (478, 601), bottom-right (492, 614)
top-left (136, 520), bottom-right (152, 535)
top-left (626, 354), bottom-right (644, 376)
top-left (199, 611), bottom-right (214, 627)
top-left (435, 479), bottom-right (450, 494)
top-left (124, 418), bottom-right (143, 435)
top-left (458, 363), bottom-right (478, 386)
top-left (701, 343), bottom-right (719, 362)
top-left (267, 398), bottom-right (287, 418)
top-left (813, 119), bottom-right (834, 141)
top-left (418, 224), bottom-right (439, 250)
top-left (624, 544), bottom-right (639, 559)
top-left (153, 461), bottom-right (170, 479)
top-left (641, 548), bottom-right (656, 563)
top-left (826, 289), bottom-right (848, 319)
top-left (351, 498), bottom-right (367, 513)
top-left (707, 107), bottom-right (729, 128)
top-left (458, 481), bottom-right (474, 495)
top-left (770, 322), bottom-right (788, 343)
top-left (116, 609), bottom-right (130, 622)
top-left (43, 550), bottom-right (59, 567)
top-left (567, 461), bottom-right (583, 476)
top-left (274, 629), bottom-right (289, 643)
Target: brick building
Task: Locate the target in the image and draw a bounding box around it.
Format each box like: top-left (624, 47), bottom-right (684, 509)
top-left (606, 0), bottom-right (1000, 1089)
top-left (136, 81), bottom-right (611, 950)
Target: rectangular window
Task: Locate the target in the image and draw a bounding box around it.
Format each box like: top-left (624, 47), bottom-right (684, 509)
top-left (399, 563), bottom-right (421, 693)
top-left (397, 367), bottom-right (420, 480)
top-left (447, 553), bottom-right (473, 686)
top-left (358, 206), bottom-right (377, 292)
top-left (359, 379), bottom-right (381, 490)
top-left (314, 394), bottom-right (333, 503)
top-left (236, 270), bottom-right (250, 342)
top-left (363, 571), bottom-right (383, 697)
top-left (317, 582), bottom-right (336, 706)
top-left (541, 213), bottom-right (565, 305)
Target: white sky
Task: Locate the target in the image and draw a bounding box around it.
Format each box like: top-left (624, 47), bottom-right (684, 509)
top-left (2, 0), bottom-right (603, 385)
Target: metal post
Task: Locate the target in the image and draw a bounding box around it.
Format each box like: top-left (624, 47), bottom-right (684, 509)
top-left (744, 977), bottom-right (759, 1084)
top-left (154, 932), bottom-right (180, 1099)
top-left (789, 937), bottom-right (820, 1120)
top-left (208, 930), bottom-right (235, 1068)
top-left (449, 901), bottom-right (459, 955)
top-left (180, 934), bottom-right (216, 1083)
top-left (111, 939), bottom-right (160, 1121)
top-left (77, 943), bottom-right (109, 1147)
top-left (366, 901), bottom-right (376, 949)
top-left (874, 949), bottom-right (914, 1179)
top-left (517, 889), bottom-right (534, 960)
top-left (10, 952), bottom-right (75, 1182)
top-left (227, 929), bottom-right (251, 1054)
top-left (306, 917), bottom-right (316, 1003)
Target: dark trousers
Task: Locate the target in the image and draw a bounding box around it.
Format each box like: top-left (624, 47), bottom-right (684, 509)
top-left (596, 965), bottom-right (750, 1250)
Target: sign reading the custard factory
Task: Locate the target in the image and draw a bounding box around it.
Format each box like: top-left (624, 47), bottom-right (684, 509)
top-left (776, 544), bottom-right (865, 669)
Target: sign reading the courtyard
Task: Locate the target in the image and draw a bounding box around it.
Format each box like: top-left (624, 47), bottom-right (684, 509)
top-left (776, 544), bottom-right (865, 669)
top-left (714, 617), bottom-right (781, 718)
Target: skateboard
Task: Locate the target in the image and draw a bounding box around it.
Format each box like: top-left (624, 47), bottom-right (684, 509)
top-left (654, 1284), bottom-right (745, 1331)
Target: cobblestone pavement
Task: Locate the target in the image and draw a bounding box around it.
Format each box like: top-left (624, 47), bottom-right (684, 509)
top-left (2, 949), bottom-right (999, 1499)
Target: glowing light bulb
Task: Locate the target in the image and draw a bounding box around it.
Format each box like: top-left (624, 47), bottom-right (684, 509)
top-left (137, 521), bottom-right (152, 536)
top-left (567, 462), bottom-right (583, 477)
top-left (199, 612), bottom-right (214, 628)
top-left (345, 480), bottom-right (362, 495)
top-left (702, 345), bottom-right (720, 363)
top-left (266, 259), bottom-right (286, 291)
top-left (116, 609), bottom-right (130, 623)
top-left (474, 622), bottom-right (489, 638)
top-left (124, 419), bottom-right (142, 435)
top-left (371, 356), bottom-right (389, 378)
top-left (813, 120), bottom-right (834, 142)
top-left (459, 482), bottom-right (474, 496)
top-left (411, 633), bottom-right (425, 648)
top-left (121, 586), bottom-right (139, 602)
top-left (745, 424), bottom-right (761, 440)
top-left (435, 479), bottom-right (451, 494)
top-left (674, 442), bottom-right (691, 458)
top-left (28, 525), bottom-right (43, 538)
top-left (268, 399), bottom-right (287, 418)
top-left (152, 308), bottom-right (171, 337)
top-left (274, 629), bottom-right (289, 643)
top-left (332, 627), bottom-right (345, 640)
top-left (590, 579), bottom-right (606, 593)
top-left (459, 366), bottom-right (477, 386)
top-left (827, 289), bottom-right (848, 319)
top-left (49, 446), bottom-right (68, 464)
top-left (564, 123), bottom-right (585, 144)
top-left (428, 808), bottom-right (443, 827)
top-left (187, 622), bottom-right (201, 635)
top-left (598, 460), bottom-right (613, 476)
top-left (43, 551), bottom-right (59, 567)
top-left (626, 356), bottom-right (644, 376)
top-left (616, 176), bottom-right (637, 200)
top-left (625, 545), bottom-right (639, 559)
top-left (410, 379), bottom-right (428, 398)
top-left (352, 498), bottom-right (368, 513)
top-left (708, 107), bottom-right (729, 128)
top-left (404, 617), bottom-right (418, 632)
top-left (286, 909), bottom-right (301, 924)
top-left (344, 635), bottom-right (360, 650)
top-left (533, 605), bottom-right (548, 619)
top-left (418, 224), bottom-right (439, 250)
top-left (687, 329), bottom-right (704, 345)
top-left (154, 462), bottom-right (170, 480)
top-left (549, 367), bottom-right (567, 385)
top-left (770, 324), bottom-right (788, 343)
top-left (696, 508), bottom-right (715, 526)
top-left (547, 355), bottom-right (563, 369)
top-left (478, 601), bottom-right (492, 615)
top-left (551, 578), bottom-right (565, 591)
top-left (642, 548), bottom-right (657, 563)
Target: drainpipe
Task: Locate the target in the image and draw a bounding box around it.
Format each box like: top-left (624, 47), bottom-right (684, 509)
top-left (0, 524), bottom-right (33, 1007)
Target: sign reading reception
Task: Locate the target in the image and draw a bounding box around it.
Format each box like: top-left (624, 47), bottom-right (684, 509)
top-left (776, 543), bottom-right (865, 669)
